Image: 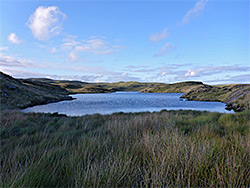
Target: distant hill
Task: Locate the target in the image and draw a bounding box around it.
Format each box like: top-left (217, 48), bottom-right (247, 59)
top-left (24, 78), bottom-right (167, 94)
top-left (1, 72), bottom-right (249, 112)
top-left (0, 72), bottom-right (72, 110)
top-left (24, 78), bottom-right (205, 94)
top-left (140, 81), bottom-right (205, 93)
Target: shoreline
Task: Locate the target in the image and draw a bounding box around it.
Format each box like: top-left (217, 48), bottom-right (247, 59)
top-left (20, 92), bottom-right (233, 117)
top-left (1, 72), bottom-right (249, 112)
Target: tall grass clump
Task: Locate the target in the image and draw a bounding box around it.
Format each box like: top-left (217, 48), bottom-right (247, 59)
top-left (1, 110), bottom-right (250, 187)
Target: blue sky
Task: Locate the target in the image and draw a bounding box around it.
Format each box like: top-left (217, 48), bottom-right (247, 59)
top-left (0, 0), bottom-right (249, 84)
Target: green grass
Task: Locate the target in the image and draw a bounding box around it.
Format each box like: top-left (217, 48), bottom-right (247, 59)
top-left (24, 78), bottom-right (204, 94)
top-left (1, 72), bottom-right (250, 186)
top-left (25, 78), bottom-right (167, 94)
top-left (181, 84), bottom-right (250, 112)
top-left (1, 110), bottom-right (250, 187)
top-left (0, 72), bottom-right (72, 110)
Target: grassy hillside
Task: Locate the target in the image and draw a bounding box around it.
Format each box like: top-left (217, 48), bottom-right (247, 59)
top-left (25, 78), bottom-right (167, 94)
top-left (1, 110), bottom-right (250, 187)
top-left (0, 72), bottom-right (72, 110)
top-left (140, 82), bottom-right (250, 112)
top-left (25, 78), bottom-right (206, 94)
top-left (1, 72), bottom-right (249, 112)
top-left (24, 78), bottom-right (114, 93)
top-left (181, 84), bottom-right (250, 112)
top-left (140, 81), bottom-right (205, 93)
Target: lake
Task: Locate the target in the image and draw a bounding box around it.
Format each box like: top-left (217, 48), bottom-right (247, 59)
top-left (22, 92), bottom-right (233, 116)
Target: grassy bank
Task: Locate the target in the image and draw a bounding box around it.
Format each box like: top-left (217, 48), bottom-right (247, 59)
top-left (181, 84), bottom-right (250, 112)
top-left (0, 72), bottom-right (72, 110)
top-left (1, 110), bottom-right (250, 187)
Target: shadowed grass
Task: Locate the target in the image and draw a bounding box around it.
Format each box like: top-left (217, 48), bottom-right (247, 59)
top-left (1, 110), bottom-right (250, 187)
top-left (0, 72), bottom-right (72, 110)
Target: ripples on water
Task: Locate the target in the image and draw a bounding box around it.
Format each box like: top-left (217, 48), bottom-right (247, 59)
top-left (22, 92), bottom-right (232, 116)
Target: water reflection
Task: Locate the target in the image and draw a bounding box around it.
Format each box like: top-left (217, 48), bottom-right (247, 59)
top-left (22, 92), bottom-right (232, 116)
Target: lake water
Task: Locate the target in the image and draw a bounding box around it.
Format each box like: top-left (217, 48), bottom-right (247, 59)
top-left (22, 92), bottom-right (232, 116)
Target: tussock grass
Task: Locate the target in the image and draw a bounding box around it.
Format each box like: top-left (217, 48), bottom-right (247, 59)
top-left (1, 110), bottom-right (250, 187)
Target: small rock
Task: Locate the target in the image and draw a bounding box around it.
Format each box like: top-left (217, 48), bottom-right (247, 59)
top-left (5, 83), bottom-right (16, 90)
top-left (1, 92), bottom-right (8, 97)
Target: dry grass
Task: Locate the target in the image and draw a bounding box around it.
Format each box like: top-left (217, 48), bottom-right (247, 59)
top-left (1, 110), bottom-right (250, 187)
top-left (181, 84), bottom-right (250, 111)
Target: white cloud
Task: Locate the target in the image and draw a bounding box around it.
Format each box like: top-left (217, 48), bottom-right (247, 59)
top-left (154, 42), bottom-right (171, 57)
top-left (160, 72), bottom-right (168, 76)
top-left (68, 51), bottom-right (78, 62)
top-left (182, 0), bottom-right (208, 25)
top-left (149, 28), bottom-right (169, 42)
top-left (8, 33), bottom-right (21, 44)
top-left (27, 6), bottom-right (66, 40)
top-left (61, 37), bottom-right (81, 50)
top-left (75, 37), bottom-right (114, 55)
top-left (45, 74), bottom-right (104, 82)
top-left (124, 65), bottom-right (156, 73)
top-left (185, 69), bottom-right (198, 77)
top-left (0, 53), bottom-right (34, 67)
top-left (0, 52), bottom-right (138, 82)
top-left (0, 52), bottom-right (55, 69)
top-left (50, 47), bottom-right (57, 53)
top-left (125, 64), bottom-right (250, 83)
top-left (206, 74), bottom-right (250, 84)
top-left (62, 36), bottom-right (121, 62)
top-left (0, 52), bottom-right (114, 75)
top-left (184, 65), bottom-right (250, 78)
top-left (0, 46), bottom-right (8, 51)
top-left (0, 69), bottom-right (47, 78)
top-left (105, 72), bottom-right (141, 82)
top-left (0, 68), bottom-right (104, 82)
